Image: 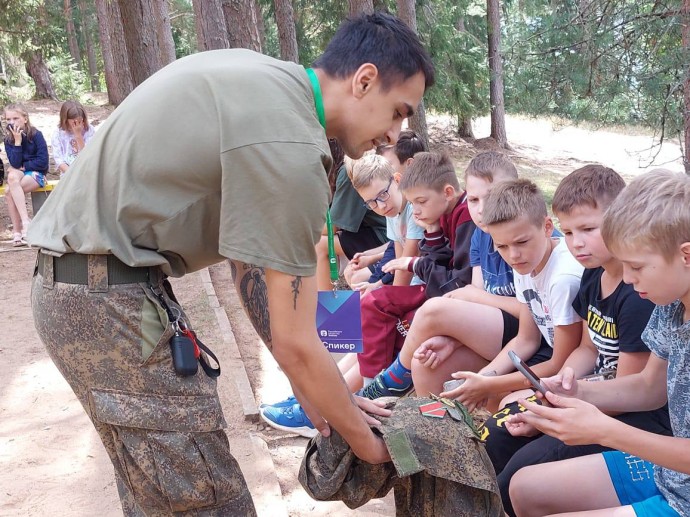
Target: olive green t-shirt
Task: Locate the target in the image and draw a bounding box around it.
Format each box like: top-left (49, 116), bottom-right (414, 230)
top-left (29, 50), bottom-right (332, 277)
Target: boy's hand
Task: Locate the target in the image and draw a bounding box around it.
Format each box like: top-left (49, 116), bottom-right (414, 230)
top-left (505, 414), bottom-right (541, 437)
top-left (538, 367), bottom-right (579, 400)
top-left (443, 284), bottom-right (483, 302)
top-left (382, 257), bottom-right (413, 273)
top-left (350, 252), bottom-right (378, 271)
top-left (514, 393), bottom-right (608, 446)
top-left (441, 371), bottom-right (492, 412)
top-left (413, 335), bottom-right (460, 369)
top-left (352, 281), bottom-right (381, 297)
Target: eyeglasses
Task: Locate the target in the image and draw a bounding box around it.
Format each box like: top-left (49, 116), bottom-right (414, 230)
top-left (362, 178), bottom-right (394, 210)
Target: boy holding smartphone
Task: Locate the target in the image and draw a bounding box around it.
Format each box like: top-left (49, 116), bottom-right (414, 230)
top-left (490, 166), bottom-right (671, 516)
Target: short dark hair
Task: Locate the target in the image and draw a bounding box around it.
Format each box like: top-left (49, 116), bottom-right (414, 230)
top-left (399, 152), bottom-right (459, 192)
top-left (376, 129), bottom-right (427, 163)
top-left (313, 12), bottom-right (435, 92)
top-left (552, 164), bottom-right (625, 215)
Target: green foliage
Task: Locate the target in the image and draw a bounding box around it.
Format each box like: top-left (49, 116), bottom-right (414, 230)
top-left (46, 52), bottom-right (89, 99)
top-left (170, 0), bottom-right (197, 58)
top-left (417, 0), bottom-right (489, 126)
top-left (502, 0), bottom-right (685, 137)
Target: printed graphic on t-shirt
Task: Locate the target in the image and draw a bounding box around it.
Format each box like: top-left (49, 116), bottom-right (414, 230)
top-left (483, 270), bottom-right (515, 297)
top-left (522, 288), bottom-right (554, 345)
top-left (587, 304), bottom-right (621, 372)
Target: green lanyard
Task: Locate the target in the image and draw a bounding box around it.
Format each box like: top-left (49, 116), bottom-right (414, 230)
top-left (306, 68), bottom-right (339, 286)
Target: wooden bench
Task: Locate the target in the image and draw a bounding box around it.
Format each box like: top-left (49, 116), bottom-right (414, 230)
top-left (0, 179), bottom-right (59, 214)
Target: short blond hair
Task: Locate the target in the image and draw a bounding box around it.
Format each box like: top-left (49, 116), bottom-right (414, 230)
top-left (601, 168), bottom-right (690, 261)
top-left (464, 151), bottom-right (518, 183)
top-left (483, 178), bottom-right (547, 228)
top-left (351, 153), bottom-right (395, 190)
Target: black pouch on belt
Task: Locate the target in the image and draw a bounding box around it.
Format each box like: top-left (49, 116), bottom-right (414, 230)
top-left (170, 331), bottom-right (199, 377)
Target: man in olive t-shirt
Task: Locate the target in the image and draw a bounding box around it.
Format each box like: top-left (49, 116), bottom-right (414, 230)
top-left (28, 12), bottom-right (435, 516)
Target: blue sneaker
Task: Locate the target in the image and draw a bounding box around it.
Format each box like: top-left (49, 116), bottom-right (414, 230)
top-left (260, 403), bottom-right (318, 438)
top-left (259, 395), bottom-right (296, 409)
top-left (356, 371), bottom-right (412, 400)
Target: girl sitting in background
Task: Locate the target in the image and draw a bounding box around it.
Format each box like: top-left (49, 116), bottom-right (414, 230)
top-left (51, 100), bottom-right (95, 177)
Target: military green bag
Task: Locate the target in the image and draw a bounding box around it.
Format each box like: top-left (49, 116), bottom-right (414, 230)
top-left (299, 397), bottom-right (504, 516)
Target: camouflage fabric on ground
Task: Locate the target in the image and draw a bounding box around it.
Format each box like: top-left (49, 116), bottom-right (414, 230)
top-left (299, 397), bottom-right (504, 516)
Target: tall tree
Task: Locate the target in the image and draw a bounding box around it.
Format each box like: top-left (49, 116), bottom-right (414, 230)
top-left (396, 0), bottom-right (430, 148)
top-left (349, 0), bottom-right (374, 16)
top-left (64, 0), bottom-right (82, 67)
top-left (193, 0), bottom-right (230, 51)
top-left (487, 0), bottom-right (508, 148)
top-left (274, 0), bottom-right (299, 62)
top-left (95, 0), bottom-right (134, 105)
top-left (78, 0), bottom-right (99, 91)
top-left (24, 4), bottom-right (57, 100)
top-left (117, 0), bottom-right (176, 87)
top-left (222, 0), bottom-right (263, 52)
top-left (683, 0), bottom-right (690, 174)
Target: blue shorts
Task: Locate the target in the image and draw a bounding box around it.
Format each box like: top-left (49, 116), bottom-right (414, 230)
top-left (604, 451), bottom-right (680, 517)
top-left (24, 170), bottom-right (46, 188)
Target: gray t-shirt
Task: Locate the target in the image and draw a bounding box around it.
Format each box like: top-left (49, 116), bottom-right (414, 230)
top-left (641, 301), bottom-right (690, 515)
top-left (28, 49), bottom-right (331, 278)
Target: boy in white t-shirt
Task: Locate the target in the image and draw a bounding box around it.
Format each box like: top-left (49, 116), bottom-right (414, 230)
top-left (442, 178), bottom-right (583, 413)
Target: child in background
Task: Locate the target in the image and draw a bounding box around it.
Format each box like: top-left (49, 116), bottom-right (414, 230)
top-left (509, 169), bottom-right (690, 517)
top-left (51, 100), bottom-right (95, 177)
top-left (442, 179), bottom-right (583, 411)
top-left (357, 151), bottom-right (520, 399)
top-left (356, 152), bottom-right (476, 398)
top-left (3, 103), bottom-right (49, 246)
top-left (488, 165), bottom-right (671, 516)
top-left (346, 130), bottom-right (426, 293)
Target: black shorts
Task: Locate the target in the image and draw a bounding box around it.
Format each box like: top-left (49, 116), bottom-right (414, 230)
top-left (337, 228), bottom-right (386, 260)
top-left (500, 310), bottom-right (520, 347)
top-left (525, 337), bottom-right (553, 366)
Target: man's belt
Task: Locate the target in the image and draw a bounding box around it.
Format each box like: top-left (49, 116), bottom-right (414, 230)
top-left (38, 252), bottom-right (154, 285)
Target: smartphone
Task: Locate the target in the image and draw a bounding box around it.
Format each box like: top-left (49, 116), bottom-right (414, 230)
top-left (508, 350), bottom-right (547, 395)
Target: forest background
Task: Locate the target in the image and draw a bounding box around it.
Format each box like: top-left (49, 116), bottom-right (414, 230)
top-left (0, 0), bottom-right (688, 174)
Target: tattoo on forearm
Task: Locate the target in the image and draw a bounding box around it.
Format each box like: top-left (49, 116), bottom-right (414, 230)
top-left (230, 260), bottom-right (238, 282)
top-left (238, 265), bottom-right (272, 349)
top-left (291, 276), bottom-right (302, 310)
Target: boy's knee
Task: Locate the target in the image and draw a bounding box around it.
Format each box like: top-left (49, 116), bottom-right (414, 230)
top-left (509, 466), bottom-right (537, 516)
top-left (414, 298), bottom-right (443, 327)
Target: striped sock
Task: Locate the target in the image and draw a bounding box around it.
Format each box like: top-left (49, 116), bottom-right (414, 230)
top-left (381, 356), bottom-right (412, 390)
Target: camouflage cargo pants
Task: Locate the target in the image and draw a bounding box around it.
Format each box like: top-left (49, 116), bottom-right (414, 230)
top-left (31, 258), bottom-right (257, 516)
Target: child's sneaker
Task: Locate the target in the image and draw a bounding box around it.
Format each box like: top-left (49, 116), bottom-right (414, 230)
top-left (260, 403), bottom-right (318, 438)
top-left (259, 395), bottom-right (296, 409)
top-left (356, 371), bottom-right (412, 400)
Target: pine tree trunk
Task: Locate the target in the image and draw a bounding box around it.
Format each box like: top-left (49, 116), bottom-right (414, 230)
top-left (222, 0), bottom-right (263, 52)
top-left (64, 0), bottom-right (82, 67)
top-left (349, 0), bottom-right (374, 15)
top-left (254, 1), bottom-right (266, 51)
top-left (487, 0), bottom-right (509, 148)
top-left (95, 0), bottom-right (134, 105)
top-left (396, 0), bottom-right (430, 149)
top-left (78, 0), bottom-right (100, 91)
top-left (117, 0), bottom-right (176, 87)
top-left (193, 0), bottom-right (230, 51)
top-left (25, 50), bottom-right (58, 100)
top-left (274, 0), bottom-right (299, 62)
top-left (153, 0), bottom-right (178, 63)
top-left (458, 116), bottom-right (475, 139)
top-left (683, 0), bottom-right (690, 174)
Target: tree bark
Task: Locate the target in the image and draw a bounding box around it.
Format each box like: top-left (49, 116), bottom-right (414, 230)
top-left (349, 0), bottom-right (374, 15)
top-left (274, 0), bottom-right (299, 62)
top-left (25, 50), bottom-right (58, 100)
top-left (117, 0), bottom-right (176, 87)
top-left (78, 0), bottom-right (100, 91)
top-left (487, 0), bottom-right (509, 148)
top-left (152, 0), bottom-right (178, 63)
top-left (254, 1), bottom-right (266, 51)
top-left (396, 0), bottom-right (430, 149)
top-left (193, 0), bottom-right (230, 51)
top-left (682, 0), bottom-right (690, 174)
top-left (458, 116), bottom-right (475, 139)
top-left (64, 0), bottom-right (82, 67)
top-left (222, 0), bottom-right (263, 52)
top-left (95, 0), bottom-right (134, 105)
